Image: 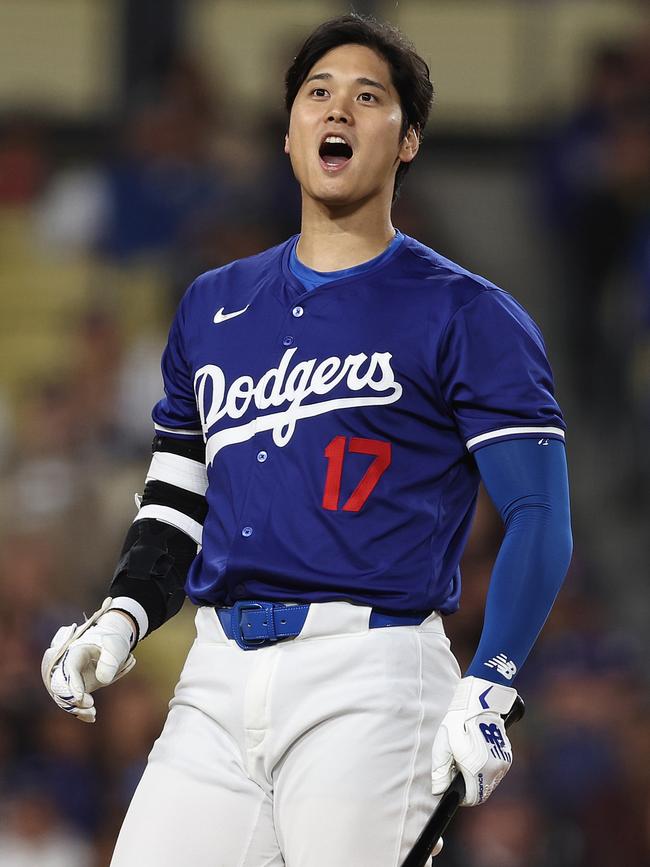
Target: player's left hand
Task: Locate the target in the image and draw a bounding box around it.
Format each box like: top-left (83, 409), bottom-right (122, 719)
top-left (431, 675), bottom-right (517, 806)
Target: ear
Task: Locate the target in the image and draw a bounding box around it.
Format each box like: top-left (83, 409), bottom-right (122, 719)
top-left (398, 126), bottom-right (419, 164)
top-left (284, 133), bottom-right (290, 155)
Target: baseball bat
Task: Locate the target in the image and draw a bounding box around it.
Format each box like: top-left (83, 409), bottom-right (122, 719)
top-left (400, 695), bottom-right (526, 867)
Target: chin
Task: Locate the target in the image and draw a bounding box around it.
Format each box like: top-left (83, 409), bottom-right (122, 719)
top-left (308, 180), bottom-right (364, 208)
top-left (316, 190), bottom-right (356, 207)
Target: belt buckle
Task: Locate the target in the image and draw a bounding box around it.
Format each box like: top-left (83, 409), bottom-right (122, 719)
top-left (230, 600), bottom-right (277, 650)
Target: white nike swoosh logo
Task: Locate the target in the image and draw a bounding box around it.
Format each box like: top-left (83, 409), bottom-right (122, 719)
top-left (213, 305), bottom-right (249, 324)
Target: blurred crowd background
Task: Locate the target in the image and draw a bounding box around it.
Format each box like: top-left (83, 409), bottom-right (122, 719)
top-left (0, 1), bottom-right (648, 865)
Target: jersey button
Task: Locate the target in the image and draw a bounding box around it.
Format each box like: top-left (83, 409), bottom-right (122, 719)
top-left (256, 450), bottom-right (268, 463)
top-left (292, 306), bottom-right (304, 318)
top-left (282, 335), bottom-right (294, 346)
top-left (241, 526), bottom-right (253, 538)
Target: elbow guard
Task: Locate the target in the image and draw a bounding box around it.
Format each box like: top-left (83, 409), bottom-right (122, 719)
top-left (109, 435), bottom-right (208, 636)
top-left (110, 518), bottom-right (198, 636)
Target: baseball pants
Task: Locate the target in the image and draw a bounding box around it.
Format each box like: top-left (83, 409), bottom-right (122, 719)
top-left (110, 601), bottom-right (460, 867)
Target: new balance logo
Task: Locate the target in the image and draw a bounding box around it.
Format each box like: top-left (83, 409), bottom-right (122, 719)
top-left (213, 305), bottom-right (249, 324)
top-left (479, 723), bottom-right (512, 762)
top-left (538, 438), bottom-right (549, 446)
top-left (484, 653), bottom-right (517, 680)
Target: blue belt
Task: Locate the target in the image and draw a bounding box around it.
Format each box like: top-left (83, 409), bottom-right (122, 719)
top-left (217, 600), bottom-right (427, 650)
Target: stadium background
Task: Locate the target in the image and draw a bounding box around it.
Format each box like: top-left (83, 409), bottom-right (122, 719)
top-left (0, 1), bottom-right (648, 864)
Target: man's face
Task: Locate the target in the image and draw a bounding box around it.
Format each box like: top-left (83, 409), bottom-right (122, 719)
top-left (285, 43), bottom-right (418, 208)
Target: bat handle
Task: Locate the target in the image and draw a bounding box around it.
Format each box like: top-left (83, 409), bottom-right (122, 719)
top-left (504, 695), bottom-right (525, 728)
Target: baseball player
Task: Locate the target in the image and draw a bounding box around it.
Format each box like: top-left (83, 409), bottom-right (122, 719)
top-left (42, 14), bottom-right (572, 867)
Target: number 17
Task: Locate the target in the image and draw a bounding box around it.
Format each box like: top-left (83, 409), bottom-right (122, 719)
top-left (322, 436), bottom-right (392, 512)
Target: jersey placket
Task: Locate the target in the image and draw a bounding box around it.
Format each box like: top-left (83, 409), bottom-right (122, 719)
top-left (227, 295), bottom-right (313, 596)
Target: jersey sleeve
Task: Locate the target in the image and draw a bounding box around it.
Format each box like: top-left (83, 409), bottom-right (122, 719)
top-left (438, 290), bottom-right (565, 452)
top-left (151, 290), bottom-right (203, 441)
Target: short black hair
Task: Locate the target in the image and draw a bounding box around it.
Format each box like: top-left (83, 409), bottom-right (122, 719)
top-left (284, 13), bottom-right (434, 201)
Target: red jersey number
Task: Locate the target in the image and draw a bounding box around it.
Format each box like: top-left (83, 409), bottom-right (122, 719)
top-left (322, 436), bottom-right (391, 512)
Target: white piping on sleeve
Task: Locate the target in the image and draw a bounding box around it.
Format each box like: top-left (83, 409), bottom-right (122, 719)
top-left (154, 423), bottom-right (203, 438)
top-left (466, 426), bottom-right (565, 451)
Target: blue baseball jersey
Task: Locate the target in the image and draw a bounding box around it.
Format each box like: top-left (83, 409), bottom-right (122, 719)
top-left (152, 232), bottom-right (565, 615)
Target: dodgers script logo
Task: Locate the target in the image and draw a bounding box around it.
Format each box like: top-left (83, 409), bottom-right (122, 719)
top-left (195, 347), bottom-right (402, 465)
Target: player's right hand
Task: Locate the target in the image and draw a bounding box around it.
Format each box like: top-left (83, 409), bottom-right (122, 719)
top-left (41, 601), bottom-right (136, 723)
top-left (431, 675), bottom-right (517, 807)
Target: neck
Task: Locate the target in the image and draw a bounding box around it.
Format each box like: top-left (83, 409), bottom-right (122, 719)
top-left (296, 193), bottom-right (395, 272)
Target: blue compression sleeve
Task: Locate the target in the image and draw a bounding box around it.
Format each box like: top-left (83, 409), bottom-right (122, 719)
top-left (466, 438), bottom-right (572, 686)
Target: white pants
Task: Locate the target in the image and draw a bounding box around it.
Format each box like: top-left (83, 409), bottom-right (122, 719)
top-left (110, 602), bottom-right (460, 867)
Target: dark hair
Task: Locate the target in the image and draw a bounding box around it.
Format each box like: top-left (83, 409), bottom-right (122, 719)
top-left (284, 13), bottom-right (434, 201)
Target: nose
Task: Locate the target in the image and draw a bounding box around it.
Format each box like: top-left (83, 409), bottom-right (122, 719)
top-left (327, 109), bottom-right (349, 124)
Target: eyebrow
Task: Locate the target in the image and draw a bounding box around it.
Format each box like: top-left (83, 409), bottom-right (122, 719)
top-left (305, 72), bottom-right (388, 93)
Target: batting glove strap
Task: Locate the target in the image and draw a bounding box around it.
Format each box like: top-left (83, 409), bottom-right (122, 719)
top-left (449, 675), bottom-right (518, 720)
top-left (107, 596), bottom-right (148, 644)
top-left (431, 676), bottom-right (518, 807)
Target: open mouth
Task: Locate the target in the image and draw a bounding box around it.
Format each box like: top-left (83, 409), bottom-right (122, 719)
top-left (319, 135), bottom-right (354, 171)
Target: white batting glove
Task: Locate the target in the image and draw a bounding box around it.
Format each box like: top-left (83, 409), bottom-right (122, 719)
top-left (431, 675), bottom-right (517, 806)
top-left (41, 599), bottom-right (137, 723)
